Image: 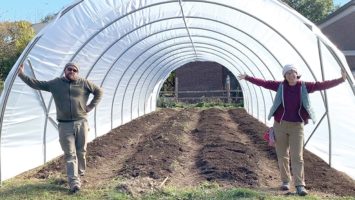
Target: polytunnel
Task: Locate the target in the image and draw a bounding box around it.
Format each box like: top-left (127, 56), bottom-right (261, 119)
top-left (1, 0), bottom-right (355, 183)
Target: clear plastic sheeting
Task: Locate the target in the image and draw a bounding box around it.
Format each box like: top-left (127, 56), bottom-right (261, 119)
top-left (1, 0), bottom-right (355, 182)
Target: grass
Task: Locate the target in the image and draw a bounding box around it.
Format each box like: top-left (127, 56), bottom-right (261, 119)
top-left (1, 177), bottom-right (354, 200)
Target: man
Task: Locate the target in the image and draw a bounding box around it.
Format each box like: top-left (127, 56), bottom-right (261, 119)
top-left (18, 62), bottom-right (103, 193)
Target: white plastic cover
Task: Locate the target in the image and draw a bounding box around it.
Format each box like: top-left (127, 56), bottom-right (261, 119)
top-left (1, 0), bottom-right (355, 182)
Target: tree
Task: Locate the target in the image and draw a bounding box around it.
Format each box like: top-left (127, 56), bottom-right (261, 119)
top-left (41, 13), bottom-right (57, 23)
top-left (0, 21), bottom-right (34, 81)
top-left (282, 0), bottom-right (335, 23)
top-left (162, 71), bottom-right (176, 91)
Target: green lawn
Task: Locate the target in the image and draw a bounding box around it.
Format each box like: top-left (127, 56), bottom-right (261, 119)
top-left (1, 177), bottom-right (354, 200)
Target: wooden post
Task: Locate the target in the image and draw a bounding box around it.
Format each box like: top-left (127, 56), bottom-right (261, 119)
top-left (226, 75), bottom-right (231, 103)
top-left (236, 85), bottom-right (241, 103)
top-left (175, 77), bottom-right (179, 99)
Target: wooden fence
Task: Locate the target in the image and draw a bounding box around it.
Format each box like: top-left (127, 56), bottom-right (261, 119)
top-left (159, 89), bottom-right (243, 103)
top-left (160, 75), bottom-right (243, 103)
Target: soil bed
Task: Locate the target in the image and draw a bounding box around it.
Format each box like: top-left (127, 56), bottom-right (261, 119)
top-left (29, 108), bottom-right (355, 197)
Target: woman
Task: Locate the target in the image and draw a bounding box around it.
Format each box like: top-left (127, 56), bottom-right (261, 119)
top-left (238, 64), bottom-right (346, 196)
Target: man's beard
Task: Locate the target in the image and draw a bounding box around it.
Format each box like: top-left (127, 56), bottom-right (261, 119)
top-left (65, 74), bottom-right (78, 81)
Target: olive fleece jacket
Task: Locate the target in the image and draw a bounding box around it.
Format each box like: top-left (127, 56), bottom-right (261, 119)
top-left (19, 73), bottom-right (103, 122)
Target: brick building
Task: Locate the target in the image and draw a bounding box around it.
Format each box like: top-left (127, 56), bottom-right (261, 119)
top-left (174, 61), bottom-right (239, 102)
top-left (319, 0), bottom-right (355, 76)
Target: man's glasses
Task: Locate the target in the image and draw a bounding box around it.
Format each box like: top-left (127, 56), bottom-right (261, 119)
top-left (66, 67), bottom-right (78, 73)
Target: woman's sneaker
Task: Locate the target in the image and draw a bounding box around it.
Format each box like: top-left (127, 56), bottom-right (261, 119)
top-left (296, 185), bottom-right (308, 196)
top-left (280, 182), bottom-right (290, 190)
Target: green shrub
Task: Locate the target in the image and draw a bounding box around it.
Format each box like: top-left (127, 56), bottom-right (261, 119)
top-left (157, 97), bottom-right (243, 109)
top-left (157, 97), bottom-right (178, 108)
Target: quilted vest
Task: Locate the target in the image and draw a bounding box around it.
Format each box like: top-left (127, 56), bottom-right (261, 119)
top-left (267, 82), bottom-right (316, 124)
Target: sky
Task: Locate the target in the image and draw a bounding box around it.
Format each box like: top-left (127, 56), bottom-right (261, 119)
top-left (0, 0), bottom-right (74, 23)
top-left (334, 0), bottom-right (351, 6)
top-left (0, 0), bottom-right (352, 23)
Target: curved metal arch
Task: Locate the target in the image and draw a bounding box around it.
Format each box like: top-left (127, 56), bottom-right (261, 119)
top-left (80, 12), bottom-right (291, 130)
top-left (136, 42), bottom-right (258, 119)
top-left (58, 0), bottom-right (84, 18)
top-left (151, 46), bottom-right (258, 116)
top-left (143, 53), bottom-right (206, 113)
top-left (122, 37), bottom-right (269, 122)
top-left (45, 0), bottom-right (323, 129)
top-left (91, 14), bottom-right (328, 142)
top-left (80, 19), bottom-right (187, 131)
top-left (0, 35), bottom-right (42, 183)
top-left (183, 6), bottom-right (329, 119)
top-left (53, 8), bottom-right (303, 134)
top-left (57, 0), bottom-right (301, 88)
top-left (183, 0), bottom-right (318, 80)
top-left (121, 39), bottom-right (266, 124)
top-left (45, 1), bottom-right (182, 136)
top-left (97, 29), bottom-right (189, 125)
top-left (80, 17), bottom-right (279, 100)
top-left (322, 41), bottom-right (355, 95)
top-left (131, 33), bottom-right (274, 118)
top-left (134, 49), bottom-right (202, 114)
top-left (190, 41), bottom-right (268, 120)
top-left (149, 50), bottom-right (252, 113)
top-left (95, 29), bottom-right (187, 133)
top-left (121, 20), bottom-right (281, 120)
top-left (85, 14), bottom-right (284, 87)
top-left (116, 41), bottom-right (193, 127)
top-left (114, 45), bottom-right (195, 126)
top-left (122, 42), bottom-right (194, 122)
top-left (94, 21), bottom-right (283, 128)
top-left (61, 0), bottom-right (281, 78)
top-left (74, 0), bottom-right (354, 173)
top-left (66, 0), bottom-right (179, 63)
top-left (0, 0), bottom-right (351, 184)
top-left (178, 0), bottom-right (197, 58)
top-left (152, 57), bottom-right (251, 115)
top-left (145, 55), bottom-right (206, 112)
top-left (10, 0), bottom-right (327, 157)
top-left (85, 23), bottom-right (271, 127)
top-left (74, 15), bottom-right (283, 108)
top-left (142, 48), bottom-right (257, 115)
top-left (85, 17), bottom-right (188, 81)
top-left (139, 50), bottom-right (203, 110)
top-left (56, 0), bottom-right (303, 116)
top-left (317, 37), bottom-right (333, 165)
top-left (80, 19), bottom-right (281, 129)
top-left (119, 29), bottom-right (277, 125)
top-left (26, 60), bottom-right (50, 165)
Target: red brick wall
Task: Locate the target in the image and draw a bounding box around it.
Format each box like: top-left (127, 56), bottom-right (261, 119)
top-left (321, 12), bottom-right (355, 50)
top-left (176, 61), bottom-right (224, 92)
top-left (320, 10), bottom-right (355, 71)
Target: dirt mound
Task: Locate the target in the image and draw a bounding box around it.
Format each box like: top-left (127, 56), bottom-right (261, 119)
top-left (29, 108), bottom-right (355, 197)
top-left (194, 109), bottom-right (259, 187)
top-left (118, 108), bottom-right (197, 179)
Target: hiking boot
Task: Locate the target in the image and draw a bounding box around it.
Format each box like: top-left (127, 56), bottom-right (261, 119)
top-left (79, 170), bottom-right (85, 176)
top-left (296, 185), bottom-right (308, 196)
top-left (69, 185), bottom-right (80, 194)
top-left (280, 182), bottom-right (290, 191)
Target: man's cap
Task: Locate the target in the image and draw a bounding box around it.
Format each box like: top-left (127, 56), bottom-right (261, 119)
top-left (65, 62), bottom-right (79, 71)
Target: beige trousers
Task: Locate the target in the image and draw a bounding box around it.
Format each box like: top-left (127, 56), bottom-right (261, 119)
top-left (273, 120), bottom-right (305, 186)
top-left (58, 119), bottom-right (89, 188)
